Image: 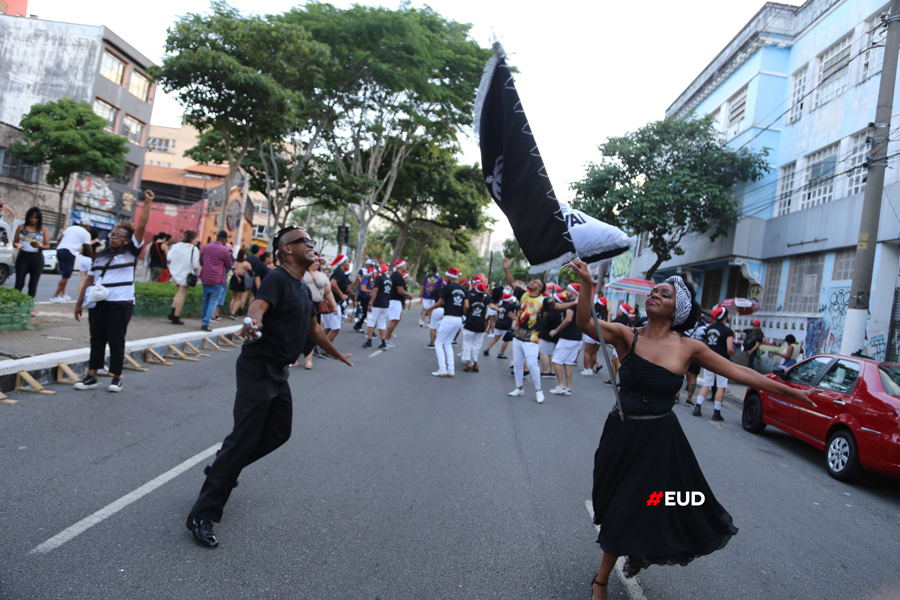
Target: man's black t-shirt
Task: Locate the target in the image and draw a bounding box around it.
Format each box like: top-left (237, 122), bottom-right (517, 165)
top-left (464, 291), bottom-right (488, 332)
top-left (495, 300), bottom-right (516, 330)
top-left (743, 329), bottom-right (764, 352)
top-left (705, 321), bottom-right (735, 358)
top-left (372, 274), bottom-right (392, 308)
top-left (441, 282), bottom-right (467, 317)
top-left (389, 271), bottom-right (406, 301)
top-left (241, 266), bottom-right (314, 366)
top-left (559, 306), bottom-right (582, 341)
top-left (540, 309), bottom-right (564, 343)
top-left (331, 267), bottom-right (350, 300)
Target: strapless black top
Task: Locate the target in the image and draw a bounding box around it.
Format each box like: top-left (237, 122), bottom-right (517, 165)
top-left (617, 329), bottom-right (683, 416)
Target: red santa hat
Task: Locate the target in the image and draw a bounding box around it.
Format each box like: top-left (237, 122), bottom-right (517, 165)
top-left (501, 293), bottom-right (513, 302)
top-left (402, 272), bottom-right (409, 279)
top-left (567, 283), bottom-right (580, 295)
top-left (618, 302), bottom-right (633, 315)
top-left (330, 254), bottom-right (347, 267)
top-left (711, 307), bottom-right (727, 322)
top-left (394, 259), bottom-right (406, 269)
top-left (596, 297), bottom-right (608, 306)
top-left (475, 281), bottom-right (487, 293)
top-left (460, 278), bottom-right (469, 286)
top-left (446, 267), bottom-right (460, 278)
top-left (553, 292), bottom-right (565, 302)
top-left (380, 264), bottom-right (389, 274)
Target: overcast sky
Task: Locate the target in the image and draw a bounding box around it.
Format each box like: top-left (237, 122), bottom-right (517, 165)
top-left (32, 0), bottom-right (802, 242)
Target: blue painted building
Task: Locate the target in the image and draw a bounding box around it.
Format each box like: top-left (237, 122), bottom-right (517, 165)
top-left (630, 0), bottom-right (900, 362)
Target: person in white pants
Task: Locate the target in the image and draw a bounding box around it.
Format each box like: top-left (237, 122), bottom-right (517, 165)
top-left (424, 267), bottom-right (467, 377)
top-left (502, 258), bottom-right (575, 403)
top-left (427, 306), bottom-right (444, 348)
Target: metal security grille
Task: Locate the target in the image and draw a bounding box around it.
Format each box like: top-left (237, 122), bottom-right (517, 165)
top-left (886, 288), bottom-right (900, 364)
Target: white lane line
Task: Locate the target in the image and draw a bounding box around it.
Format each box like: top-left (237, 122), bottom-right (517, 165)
top-left (584, 500), bottom-right (649, 600)
top-left (369, 350), bottom-right (383, 357)
top-left (30, 443), bottom-right (221, 554)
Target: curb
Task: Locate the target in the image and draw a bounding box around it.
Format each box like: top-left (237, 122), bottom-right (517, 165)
top-left (0, 325), bottom-right (242, 394)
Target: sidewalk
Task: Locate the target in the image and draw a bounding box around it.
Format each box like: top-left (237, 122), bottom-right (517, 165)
top-left (0, 304), bottom-right (241, 362)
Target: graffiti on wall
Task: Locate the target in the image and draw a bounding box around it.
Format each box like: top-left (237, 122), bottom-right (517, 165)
top-left (815, 286), bottom-right (850, 354)
top-left (866, 333), bottom-right (887, 362)
top-left (806, 318), bottom-right (827, 356)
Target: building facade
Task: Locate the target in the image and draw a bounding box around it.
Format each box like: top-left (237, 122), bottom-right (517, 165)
top-left (0, 15), bottom-right (155, 191)
top-left (629, 0), bottom-right (900, 362)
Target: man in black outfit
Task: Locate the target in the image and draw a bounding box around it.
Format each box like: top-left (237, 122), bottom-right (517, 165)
top-left (186, 227), bottom-right (353, 549)
top-left (363, 264), bottom-right (391, 350)
top-left (384, 259), bottom-right (414, 347)
top-left (693, 307), bottom-right (735, 421)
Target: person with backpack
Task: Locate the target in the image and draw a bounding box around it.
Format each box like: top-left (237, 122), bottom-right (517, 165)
top-left (420, 266), bottom-right (443, 327)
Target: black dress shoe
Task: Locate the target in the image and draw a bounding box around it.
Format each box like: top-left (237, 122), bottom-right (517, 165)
top-left (187, 516), bottom-right (218, 549)
top-left (204, 463), bottom-right (238, 487)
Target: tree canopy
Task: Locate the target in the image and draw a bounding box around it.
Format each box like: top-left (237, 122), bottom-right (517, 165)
top-left (571, 115), bottom-right (770, 279)
top-left (13, 97), bottom-right (127, 229)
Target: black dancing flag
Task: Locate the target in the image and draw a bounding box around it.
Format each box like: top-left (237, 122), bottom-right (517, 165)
top-left (474, 43), bottom-right (632, 272)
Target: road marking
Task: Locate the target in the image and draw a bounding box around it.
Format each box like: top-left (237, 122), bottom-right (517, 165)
top-left (584, 500), bottom-right (649, 600)
top-left (369, 350), bottom-right (383, 357)
top-left (30, 443), bottom-right (221, 554)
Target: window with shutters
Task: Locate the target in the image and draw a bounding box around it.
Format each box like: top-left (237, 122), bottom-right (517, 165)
top-left (726, 85), bottom-right (748, 138)
top-left (788, 65), bottom-right (808, 124)
top-left (776, 163), bottom-right (796, 216)
top-left (0, 147), bottom-right (41, 183)
top-left (861, 8), bottom-right (889, 81)
top-left (761, 260), bottom-right (783, 312)
top-left (815, 35), bottom-right (852, 108)
top-left (785, 253), bottom-right (825, 313)
top-left (802, 144), bottom-right (839, 210)
top-left (832, 248), bottom-right (855, 281)
top-left (846, 131), bottom-right (868, 197)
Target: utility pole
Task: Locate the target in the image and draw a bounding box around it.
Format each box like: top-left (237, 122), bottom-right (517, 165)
top-left (841, 0), bottom-right (900, 356)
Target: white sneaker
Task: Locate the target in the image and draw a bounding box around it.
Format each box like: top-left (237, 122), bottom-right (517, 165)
top-left (563, 388), bottom-right (572, 396)
top-left (508, 388), bottom-right (524, 397)
top-left (536, 390), bottom-right (545, 404)
top-left (50, 295), bottom-right (63, 303)
top-left (580, 369), bottom-right (594, 376)
top-left (62, 294), bottom-right (72, 302)
top-left (549, 386), bottom-right (565, 395)
top-left (432, 370), bottom-right (449, 377)
top-left (108, 377), bottom-right (123, 392)
top-left (385, 341), bottom-right (396, 348)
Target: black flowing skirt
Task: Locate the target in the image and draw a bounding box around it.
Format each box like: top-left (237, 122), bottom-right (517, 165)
top-left (592, 410), bottom-right (738, 570)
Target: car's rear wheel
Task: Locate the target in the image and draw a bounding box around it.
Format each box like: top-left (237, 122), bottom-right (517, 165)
top-left (826, 429), bottom-right (862, 482)
top-left (0, 264), bottom-right (9, 285)
top-left (741, 393), bottom-right (766, 433)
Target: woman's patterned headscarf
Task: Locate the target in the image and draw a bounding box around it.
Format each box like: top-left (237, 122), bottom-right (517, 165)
top-left (663, 276), bottom-right (692, 326)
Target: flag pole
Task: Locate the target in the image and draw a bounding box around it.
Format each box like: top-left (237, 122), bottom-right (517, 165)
top-left (587, 262), bottom-right (625, 421)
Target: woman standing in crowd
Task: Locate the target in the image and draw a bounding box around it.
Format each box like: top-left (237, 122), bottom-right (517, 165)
top-left (228, 248), bottom-right (252, 319)
top-left (297, 255), bottom-right (335, 369)
top-left (568, 259), bottom-right (814, 600)
top-left (166, 230), bottom-right (201, 325)
top-left (12, 206), bottom-right (50, 297)
top-left (74, 190), bottom-right (154, 393)
top-left (774, 334), bottom-right (801, 368)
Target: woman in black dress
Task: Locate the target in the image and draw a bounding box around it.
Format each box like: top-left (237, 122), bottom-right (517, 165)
top-left (568, 260), bottom-right (814, 600)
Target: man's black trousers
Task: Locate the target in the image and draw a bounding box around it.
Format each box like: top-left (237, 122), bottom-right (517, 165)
top-left (190, 355), bottom-right (292, 523)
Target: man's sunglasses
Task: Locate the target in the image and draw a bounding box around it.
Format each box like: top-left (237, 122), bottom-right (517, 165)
top-left (283, 237), bottom-right (316, 248)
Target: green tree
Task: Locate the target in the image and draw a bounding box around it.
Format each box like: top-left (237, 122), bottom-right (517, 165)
top-left (572, 115), bottom-right (770, 279)
top-left (287, 205), bottom-right (357, 253)
top-left (152, 1), bottom-right (329, 233)
top-left (380, 143), bottom-right (492, 265)
top-left (502, 238), bottom-right (526, 267)
top-left (283, 3), bottom-right (492, 272)
top-left (13, 98), bottom-right (127, 231)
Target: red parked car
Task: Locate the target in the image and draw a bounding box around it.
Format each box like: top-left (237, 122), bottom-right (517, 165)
top-left (741, 354), bottom-right (900, 482)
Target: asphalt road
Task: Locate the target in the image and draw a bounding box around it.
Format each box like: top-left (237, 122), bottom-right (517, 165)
top-left (1, 313), bottom-right (899, 600)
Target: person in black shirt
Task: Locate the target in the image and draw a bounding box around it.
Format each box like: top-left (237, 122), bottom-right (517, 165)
top-left (742, 319), bottom-right (764, 371)
top-left (385, 259), bottom-right (414, 347)
top-left (484, 294), bottom-right (516, 358)
top-left (539, 296), bottom-right (565, 378)
top-left (245, 244), bottom-right (262, 296)
top-left (424, 267), bottom-right (467, 376)
top-left (549, 284), bottom-right (585, 395)
top-left (692, 307), bottom-right (735, 421)
top-left (186, 227), bottom-right (352, 549)
top-left (363, 264), bottom-right (392, 350)
top-left (462, 282), bottom-right (489, 372)
top-left (354, 267), bottom-right (374, 332)
top-left (324, 254), bottom-right (352, 342)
